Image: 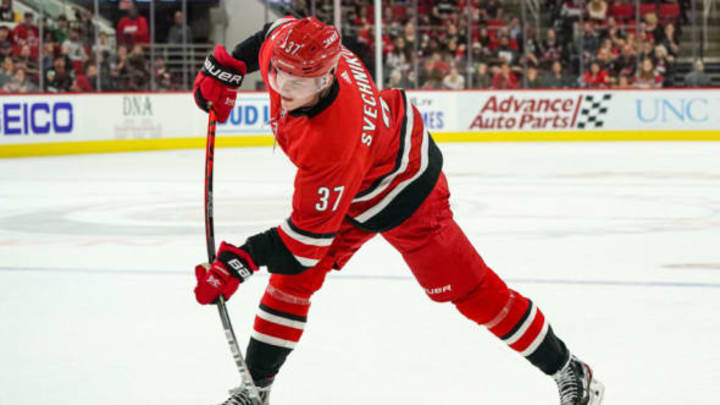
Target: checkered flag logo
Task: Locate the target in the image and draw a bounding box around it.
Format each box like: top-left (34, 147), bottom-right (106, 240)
top-left (576, 94), bottom-right (612, 129)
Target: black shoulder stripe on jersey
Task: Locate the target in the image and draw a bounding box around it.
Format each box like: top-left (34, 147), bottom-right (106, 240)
top-left (231, 22), bottom-right (272, 74)
top-left (347, 134), bottom-right (443, 233)
top-left (354, 90), bottom-right (408, 199)
top-left (259, 303), bottom-right (308, 323)
top-left (288, 78), bottom-right (339, 118)
top-left (243, 228), bottom-right (310, 275)
top-left (500, 300), bottom-right (534, 341)
top-left (287, 218), bottom-right (336, 239)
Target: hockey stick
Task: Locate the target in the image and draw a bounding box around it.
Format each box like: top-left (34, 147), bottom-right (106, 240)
top-left (204, 109), bottom-right (264, 404)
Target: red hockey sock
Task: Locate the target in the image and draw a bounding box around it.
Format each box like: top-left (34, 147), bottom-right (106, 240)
top-left (453, 269), bottom-right (569, 375)
top-left (246, 285), bottom-right (311, 381)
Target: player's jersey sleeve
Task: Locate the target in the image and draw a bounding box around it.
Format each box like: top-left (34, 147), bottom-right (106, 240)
top-left (243, 130), bottom-right (366, 275)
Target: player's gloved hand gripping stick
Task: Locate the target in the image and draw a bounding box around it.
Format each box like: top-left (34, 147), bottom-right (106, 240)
top-left (202, 109), bottom-right (264, 404)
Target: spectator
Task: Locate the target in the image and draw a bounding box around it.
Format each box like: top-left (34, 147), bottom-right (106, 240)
top-left (634, 58), bottom-right (662, 88)
top-left (117, 4), bottom-right (149, 45)
top-left (661, 24), bottom-right (680, 57)
top-left (644, 13), bottom-right (663, 43)
top-left (654, 44), bottom-right (674, 87)
top-left (485, 0), bottom-right (502, 20)
top-left (0, 39), bottom-right (12, 60)
top-left (596, 46), bottom-right (616, 78)
top-left (578, 22), bottom-right (600, 61)
top-left (508, 17), bottom-right (522, 42)
top-left (0, 55), bottom-right (12, 87)
top-left (684, 59), bottom-right (711, 87)
top-left (110, 44), bottom-right (129, 90)
top-left (443, 67), bottom-right (465, 89)
top-left (639, 41), bottom-right (654, 64)
top-left (540, 60), bottom-right (570, 88)
top-left (586, 0), bottom-right (608, 22)
top-left (432, 0), bottom-right (457, 24)
top-left (0, 0), bottom-right (11, 22)
top-left (473, 62), bottom-right (493, 88)
top-left (403, 22), bottom-right (417, 46)
top-left (14, 44), bottom-right (37, 79)
top-left (74, 9), bottom-right (95, 47)
top-left (63, 28), bottom-right (89, 66)
top-left (126, 43), bottom-right (149, 90)
top-left (539, 28), bottom-right (563, 68)
top-left (492, 62), bottom-right (518, 88)
top-left (3, 67), bottom-right (36, 92)
top-left (387, 68), bottom-right (412, 88)
top-left (613, 74), bottom-right (633, 89)
top-left (153, 56), bottom-right (174, 90)
top-left (45, 56), bottom-right (73, 92)
top-left (422, 69), bottom-right (444, 89)
top-left (429, 52), bottom-right (450, 76)
top-left (71, 64), bottom-right (94, 92)
top-left (11, 12), bottom-right (38, 49)
top-left (493, 36), bottom-right (519, 66)
top-left (524, 66), bottom-right (543, 88)
top-left (53, 15), bottom-right (70, 44)
top-left (615, 44), bottom-right (637, 78)
top-left (40, 41), bottom-right (57, 73)
top-left (476, 27), bottom-right (492, 49)
top-left (385, 37), bottom-right (409, 74)
top-left (167, 10), bottom-right (192, 44)
top-left (93, 32), bottom-right (112, 56)
top-left (582, 60), bottom-right (609, 88)
top-left (0, 25), bottom-right (11, 48)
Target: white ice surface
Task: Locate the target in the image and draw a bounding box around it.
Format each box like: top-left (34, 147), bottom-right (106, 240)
top-left (1, 142), bottom-right (719, 405)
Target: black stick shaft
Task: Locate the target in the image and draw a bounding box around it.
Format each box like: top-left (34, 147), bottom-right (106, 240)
top-left (204, 110), bottom-right (263, 403)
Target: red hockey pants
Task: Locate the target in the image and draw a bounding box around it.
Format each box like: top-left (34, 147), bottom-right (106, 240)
top-left (267, 172), bottom-right (492, 303)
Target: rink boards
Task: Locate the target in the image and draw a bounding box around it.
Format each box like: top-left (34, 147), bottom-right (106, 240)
top-left (1, 88), bottom-right (719, 157)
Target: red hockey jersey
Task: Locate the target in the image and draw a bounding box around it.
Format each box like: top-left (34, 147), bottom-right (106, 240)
top-left (243, 19), bottom-right (442, 274)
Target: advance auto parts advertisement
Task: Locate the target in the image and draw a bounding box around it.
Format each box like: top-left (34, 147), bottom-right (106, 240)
top-left (457, 89), bottom-right (719, 133)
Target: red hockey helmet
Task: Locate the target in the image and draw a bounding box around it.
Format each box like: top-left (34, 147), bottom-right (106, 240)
top-left (271, 17), bottom-right (342, 78)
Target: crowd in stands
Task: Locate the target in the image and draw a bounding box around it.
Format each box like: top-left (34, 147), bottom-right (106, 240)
top-left (305, 0), bottom-right (713, 89)
top-left (1, 0), bottom-right (715, 94)
top-left (0, 1), bottom-right (191, 94)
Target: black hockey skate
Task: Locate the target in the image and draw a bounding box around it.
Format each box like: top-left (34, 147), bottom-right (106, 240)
top-left (553, 355), bottom-right (605, 405)
top-left (219, 382), bottom-right (272, 405)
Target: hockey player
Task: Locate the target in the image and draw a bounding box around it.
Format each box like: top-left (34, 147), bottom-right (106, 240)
top-left (192, 16), bottom-right (604, 405)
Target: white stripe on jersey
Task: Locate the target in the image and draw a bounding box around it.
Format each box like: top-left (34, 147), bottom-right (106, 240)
top-left (352, 92), bottom-right (415, 203)
top-left (257, 307), bottom-right (306, 330)
top-left (251, 330), bottom-right (298, 349)
top-left (520, 317), bottom-right (549, 357)
top-left (353, 94), bottom-right (430, 223)
top-left (280, 219), bottom-right (334, 247)
top-left (294, 255), bottom-right (320, 268)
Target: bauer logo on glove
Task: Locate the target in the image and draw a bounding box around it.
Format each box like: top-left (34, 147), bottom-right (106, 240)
top-left (193, 45), bottom-right (248, 123)
top-left (194, 241), bottom-right (259, 305)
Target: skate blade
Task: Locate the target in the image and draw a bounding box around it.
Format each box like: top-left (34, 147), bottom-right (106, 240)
top-left (588, 378), bottom-right (605, 405)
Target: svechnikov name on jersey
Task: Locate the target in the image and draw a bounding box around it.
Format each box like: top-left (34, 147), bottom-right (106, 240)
top-left (339, 49), bottom-right (390, 147)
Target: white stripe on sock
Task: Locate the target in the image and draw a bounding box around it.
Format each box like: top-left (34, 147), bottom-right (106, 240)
top-left (251, 331), bottom-right (298, 349)
top-left (257, 307), bottom-right (306, 330)
top-left (504, 303), bottom-right (537, 346)
top-left (520, 317), bottom-right (549, 357)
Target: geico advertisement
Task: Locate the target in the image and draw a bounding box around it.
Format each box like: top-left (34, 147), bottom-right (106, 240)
top-left (1, 100), bottom-right (74, 136)
top-left (459, 90), bottom-right (720, 132)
